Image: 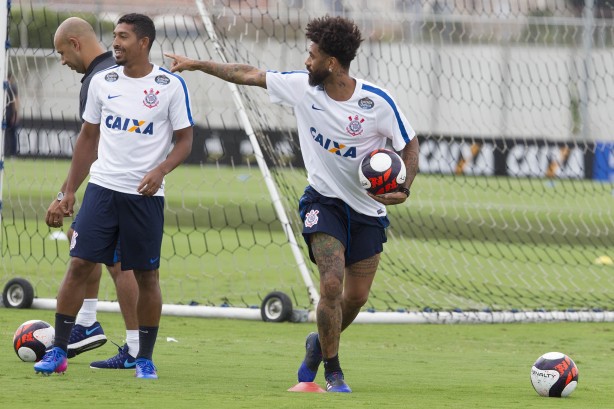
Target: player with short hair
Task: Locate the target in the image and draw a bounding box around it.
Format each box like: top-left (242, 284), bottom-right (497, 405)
top-left (47, 16), bottom-right (141, 369)
top-left (165, 15), bottom-right (419, 392)
top-left (35, 13), bottom-right (194, 379)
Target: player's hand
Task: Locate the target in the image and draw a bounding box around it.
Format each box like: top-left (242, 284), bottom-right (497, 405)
top-left (163, 52), bottom-right (194, 73)
top-left (137, 168), bottom-right (165, 196)
top-left (368, 190), bottom-right (409, 206)
top-left (46, 193), bottom-right (75, 228)
top-left (45, 199), bottom-right (65, 228)
top-left (59, 193), bottom-right (76, 219)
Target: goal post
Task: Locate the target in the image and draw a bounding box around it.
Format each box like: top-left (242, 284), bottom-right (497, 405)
top-left (0, 0), bottom-right (11, 230)
top-left (2, 0), bottom-right (614, 324)
top-left (193, 0), bottom-right (320, 310)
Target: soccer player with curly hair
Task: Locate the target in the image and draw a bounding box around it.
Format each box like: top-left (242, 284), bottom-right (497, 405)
top-left (165, 15), bottom-right (419, 392)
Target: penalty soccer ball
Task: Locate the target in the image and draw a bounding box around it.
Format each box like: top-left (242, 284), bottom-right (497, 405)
top-left (13, 320), bottom-right (55, 362)
top-left (358, 148), bottom-right (406, 195)
top-left (530, 352), bottom-right (578, 397)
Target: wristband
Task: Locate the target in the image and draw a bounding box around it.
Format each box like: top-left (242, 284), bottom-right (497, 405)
top-left (398, 187), bottom-right (410, 197)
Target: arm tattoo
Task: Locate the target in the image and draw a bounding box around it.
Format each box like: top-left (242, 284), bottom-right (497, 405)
top-left (247, 70), bottom-right (267, 87)
top-left (204, 62), bottom-right (265, 87)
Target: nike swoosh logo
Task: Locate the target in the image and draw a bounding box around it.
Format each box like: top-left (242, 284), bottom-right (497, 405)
top-left (64, 320), bottom-right (75, 325)
top-left (149, 257), bottom-right (160, 264)
top-left (85, 326), bottom-right (100, 335)
top-left (124, 360), bottom-right (136, 368)
top-left (107, 94), bottom-right (121, 99)
top-left (311, 104), bottom-right (325, 111)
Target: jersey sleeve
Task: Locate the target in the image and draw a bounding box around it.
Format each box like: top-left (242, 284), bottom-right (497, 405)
top-left (378, 92), bottom-right (416, 151)
top-left (266, 70), bottom-right (309, 107)
top-left (168, 77), bottom-right (194, 130)
top-left (82, 75), bottom-right (103, 124)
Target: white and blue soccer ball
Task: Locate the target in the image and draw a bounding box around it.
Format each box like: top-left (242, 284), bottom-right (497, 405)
top-left (358, 148), bottom-right (406, 195)
top-left (530, 352), bottom-right (578, 397)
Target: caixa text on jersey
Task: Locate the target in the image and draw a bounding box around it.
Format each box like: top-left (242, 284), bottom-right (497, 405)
top-left (310, 127), bottom-right (357, 158)
top-left (105, 115), bottom-right (154, 135)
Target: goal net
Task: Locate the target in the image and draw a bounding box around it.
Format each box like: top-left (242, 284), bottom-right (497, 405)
top-left (2, 0), bottom-right (614, 322)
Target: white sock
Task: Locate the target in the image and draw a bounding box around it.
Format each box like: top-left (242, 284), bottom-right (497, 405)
top-left (75, 299), bottom-right (98, 327)
top-left (126, 330), bottom-right (139, 358)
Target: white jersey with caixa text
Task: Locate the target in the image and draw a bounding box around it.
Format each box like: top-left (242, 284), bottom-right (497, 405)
top-left (83, 64), bottom-right (194, 196)
top-left (266, 70), bottom-right (415, 217)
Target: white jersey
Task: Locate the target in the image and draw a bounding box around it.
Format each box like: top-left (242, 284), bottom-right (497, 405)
top-left (266, 71), bottom-right (415, 217)
top-left (83, 64), bottom-right (194, 196)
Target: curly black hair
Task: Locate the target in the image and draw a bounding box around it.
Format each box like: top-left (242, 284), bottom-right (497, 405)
top-left (305, 16), bottom-right (363, 68)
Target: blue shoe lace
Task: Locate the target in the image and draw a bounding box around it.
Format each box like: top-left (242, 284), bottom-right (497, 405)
top-left (90, 343), bottom-right (136, 369)
top-left (34, 347), bottom-right (67, 374)
top-left (135, 358), bottom-right (158, 379)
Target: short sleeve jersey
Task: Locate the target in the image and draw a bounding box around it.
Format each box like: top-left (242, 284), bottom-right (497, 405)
top-left (83, 64), bottom-right (194, 196)
top-left (266, 71), bottom-right (415, 217)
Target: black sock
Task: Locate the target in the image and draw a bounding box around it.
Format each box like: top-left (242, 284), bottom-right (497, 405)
top-left (323, 354), bottom-right (341, 376)
top-left (137, 326), bottom-right (159, 360)
top-left (54, 313), bottom-right (76, 352)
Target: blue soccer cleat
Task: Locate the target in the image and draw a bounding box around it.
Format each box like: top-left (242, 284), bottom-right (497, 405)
top-left (90, 343), bottom-right (137, 369)
top-left (135, 358), bottom-right (158, 379)
top-left (325, 371), bottom-right (352, 393)
top-left (297, 332), bottom-right (322, 382)
top-left (67, 321), bottom-right (107, 358)
top-left (34, 347), bottom-right (68, 375)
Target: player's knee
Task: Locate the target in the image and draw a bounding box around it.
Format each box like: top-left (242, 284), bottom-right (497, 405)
top-left (105, 263), bottom-right (121, 280)
top-left (133, 270), bottom-right (160, 289)
top-left (67, 257), bottom-right (97, 279)
top-left (344, 292), bottom-right (369, 309)
top-left (320, 275), bottom-right (343, 300)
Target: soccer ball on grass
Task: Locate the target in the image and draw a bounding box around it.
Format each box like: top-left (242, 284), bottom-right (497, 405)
top-left (13, 320), bottom-right (55, 362)
top-left (530, 352), bottom-right (578, 397)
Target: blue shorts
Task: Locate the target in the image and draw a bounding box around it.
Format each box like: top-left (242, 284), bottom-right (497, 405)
top-left (70, 183), bottom-right (164, 270)
top-left (298, 185), bottom-right (389, 266)
top-left (71, 213), bottom-right (121, 263)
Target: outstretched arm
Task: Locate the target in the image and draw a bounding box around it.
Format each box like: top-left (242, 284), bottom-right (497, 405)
top-left (164, 52), bottom-right (267, 88)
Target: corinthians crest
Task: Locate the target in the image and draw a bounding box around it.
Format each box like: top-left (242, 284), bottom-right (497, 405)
top-left (304, 209), bottom-right (319, 228)
top-left (143, 88), bottom-right (160, 108)
top-left (346, 114), bottom-right (365, 136)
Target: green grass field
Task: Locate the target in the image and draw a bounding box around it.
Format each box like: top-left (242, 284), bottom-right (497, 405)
top-left (1, 157), bottom-right (614, 311)
top-left (1, 158), bottom-right (310, 308)
top-left (1, 308), bottom-right (613, 408)
top-left (1, 160), bottom-right (614, 408)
